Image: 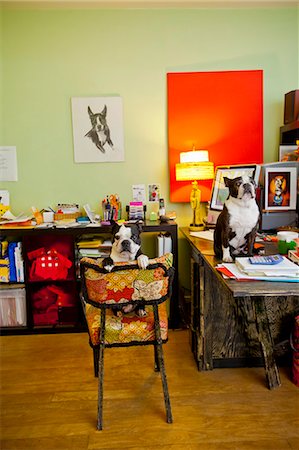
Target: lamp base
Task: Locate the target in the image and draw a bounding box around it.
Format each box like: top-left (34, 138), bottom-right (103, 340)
top-left (189, 224), bottom-right (204, 232)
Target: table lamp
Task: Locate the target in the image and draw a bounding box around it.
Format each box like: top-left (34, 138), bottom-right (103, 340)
top-left (175, 148), bottom-right (214, 231)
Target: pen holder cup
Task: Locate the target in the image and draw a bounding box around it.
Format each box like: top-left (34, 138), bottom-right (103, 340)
top-left (277, 231), bottom-right (298, 255)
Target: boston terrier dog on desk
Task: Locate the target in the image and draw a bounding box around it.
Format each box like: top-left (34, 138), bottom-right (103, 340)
top-left (213, 175), bottom-right (260, 263)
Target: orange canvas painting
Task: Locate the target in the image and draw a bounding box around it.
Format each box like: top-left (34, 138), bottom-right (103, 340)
top-left (167, 70), bottom-right (263, 202)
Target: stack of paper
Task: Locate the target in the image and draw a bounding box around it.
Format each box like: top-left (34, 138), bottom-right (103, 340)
top-left (0, 210), bottom-right (33, 227)
top-left (77, 238), bottom-right (112, 258)
top-left (77, 239), bottom-right (104, 249)
top-left (235, 256), bottom-right (299, 278)
top-left (217, 262), bottom-right (299, 282)
top-left (189, 230), bottom-right (214, 241)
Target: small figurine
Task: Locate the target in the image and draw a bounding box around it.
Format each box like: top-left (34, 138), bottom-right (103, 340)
top-left (190, 181), bottom-right (203, 229)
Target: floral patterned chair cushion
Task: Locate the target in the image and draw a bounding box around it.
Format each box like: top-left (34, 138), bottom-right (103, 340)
top-left (84, 301), bottom-right (168, 346)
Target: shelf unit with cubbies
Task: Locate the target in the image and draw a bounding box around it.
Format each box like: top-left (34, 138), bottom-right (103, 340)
top-left (0, 221), bottom-right (179, 335)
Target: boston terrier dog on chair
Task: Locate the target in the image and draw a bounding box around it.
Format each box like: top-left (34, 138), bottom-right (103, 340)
top-left (85, 105), bottom-right (114, 153)
top-left (102, 222), bottom-right (149, 317)
top-left (213, 175), bottom-right (260, 263)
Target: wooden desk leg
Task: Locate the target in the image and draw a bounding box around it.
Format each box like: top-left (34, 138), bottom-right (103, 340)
top-left (190, 258), bottom-right (213, 371)
top-left (253, 296), bottom-right (281, 390)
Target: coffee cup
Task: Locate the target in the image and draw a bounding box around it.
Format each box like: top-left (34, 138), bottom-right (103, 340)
top-left (277, 231), bottom-right (298, 255)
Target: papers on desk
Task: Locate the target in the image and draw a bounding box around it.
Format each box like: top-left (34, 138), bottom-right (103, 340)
top-left (235, 256), bottom-right (299, 277)
top-left (0, 210), bottom-right (33, 227)
top-left (217, 257), bottom-right (299, 282)
top-left (189, 230), bottom-right (214, 241)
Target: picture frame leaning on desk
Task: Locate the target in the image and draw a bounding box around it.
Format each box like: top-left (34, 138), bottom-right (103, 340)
top-left (210, 164), bottom-right (261, 211)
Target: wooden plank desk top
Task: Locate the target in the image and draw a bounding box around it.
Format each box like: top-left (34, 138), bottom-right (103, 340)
top-left (180, 227), bottom-right (299, 298)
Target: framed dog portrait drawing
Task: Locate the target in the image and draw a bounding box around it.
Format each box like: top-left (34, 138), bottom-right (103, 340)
top-left (71, 96), bottom-right (125, 163)
top-left (210, 164), bottom-right (261, 210)
top-left (264, 167), bottom-right (297, 211)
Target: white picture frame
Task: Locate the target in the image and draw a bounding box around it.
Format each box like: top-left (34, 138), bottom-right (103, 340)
top-left (264, 167), bottom-right (297, 211)
top-left (210, 164), bottom-right (261, 210)
top-left (71, 96), bottom-right (125, 163)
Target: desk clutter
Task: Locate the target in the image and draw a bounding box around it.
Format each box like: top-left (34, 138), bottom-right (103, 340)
top-left (217, 234), bottom-right (299, 282)
top-left (0, 190), bottom-right (177, 230)
top-left (217, 255), bottom-right (299, 282)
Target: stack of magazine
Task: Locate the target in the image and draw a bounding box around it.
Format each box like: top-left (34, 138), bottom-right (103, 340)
top-left (77, 238), bottom-right (112, 258)
top-left (218, 255), bottom-right (299, 282)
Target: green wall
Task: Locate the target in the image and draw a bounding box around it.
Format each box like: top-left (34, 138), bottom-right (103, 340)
top-left (1, 6), bottom-right (298, 221)
top-left (0, 5), bottom-right (298, 289)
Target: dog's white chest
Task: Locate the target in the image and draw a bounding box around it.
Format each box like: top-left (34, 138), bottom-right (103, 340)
top-left (96, 130), bottom-right (107, 144)
top-left (226, 198), bottom-right (259, 250)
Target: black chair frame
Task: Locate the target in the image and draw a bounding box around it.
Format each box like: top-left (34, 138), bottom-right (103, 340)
top-left (80, 260), bottom-right (174, 430)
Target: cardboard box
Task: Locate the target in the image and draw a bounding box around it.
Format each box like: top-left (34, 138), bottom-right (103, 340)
top-left (284, 90), bottom-right (299, 124)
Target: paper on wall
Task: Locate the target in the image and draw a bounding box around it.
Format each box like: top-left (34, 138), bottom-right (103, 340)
top-left (0, 147), bottom-right (18, 181)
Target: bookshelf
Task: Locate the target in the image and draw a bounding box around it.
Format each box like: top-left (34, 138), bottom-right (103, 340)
top-left (0, 221), bottom-right (179, 334)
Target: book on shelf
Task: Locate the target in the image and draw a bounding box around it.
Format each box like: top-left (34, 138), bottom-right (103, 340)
top-left (78, 249), bottom-right (110, 258)
top-left (77, 239), bottom-right (104, 249)
top-left (157, 233), bottom-right (172, 257)
top-left (6, 242), bottom-right (25, 283)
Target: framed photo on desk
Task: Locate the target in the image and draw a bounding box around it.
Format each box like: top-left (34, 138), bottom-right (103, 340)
top-left (264, 166), bottom-right (297, 211)
top-left (210, 164), bottom-right (261, 210)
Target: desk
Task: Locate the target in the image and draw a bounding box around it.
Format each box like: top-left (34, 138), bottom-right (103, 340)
top-left (181, 227), bottom-right (299, 390)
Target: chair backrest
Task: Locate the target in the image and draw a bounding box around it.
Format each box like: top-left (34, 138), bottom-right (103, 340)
top-left (80, 253), bottom-right (174, 309)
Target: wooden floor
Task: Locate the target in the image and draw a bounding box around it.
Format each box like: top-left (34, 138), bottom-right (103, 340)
top-left (0, 329), bottom-right (298, 450)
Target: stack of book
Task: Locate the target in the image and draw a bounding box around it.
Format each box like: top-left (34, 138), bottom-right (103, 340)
top-left (77, 237), bottom-right (112, 258)
top-left (217, 255), bottom-right (299, 282)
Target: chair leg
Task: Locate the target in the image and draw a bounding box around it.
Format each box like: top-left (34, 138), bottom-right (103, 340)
top-left (154, 344), bottom-right (160, 372)
top-left (153, 304), bottom-right (173, 424)
top-left (97, 309), bottom-right (106, 431)
top-left (93, 347), bottom-right (99, 377)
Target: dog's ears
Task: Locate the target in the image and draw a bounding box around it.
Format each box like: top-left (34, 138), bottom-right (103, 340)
top-left (250, 177), bottom-right (256, 187)
top-left (110, 220), bottom-right (120, 235)
top-left (101, 105), bottom-right (107, 117)
top-left (131, 222), bottom-right (143, 234)
top-left (87, 106), bottom-right (93, 117)
top-left (223, 176), bottom-right (232, 188)
top-left (135, 222), bottom-right (143, 233)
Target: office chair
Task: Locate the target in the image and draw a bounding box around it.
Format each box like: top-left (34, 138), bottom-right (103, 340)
top-left (80, 253), bottom-right (174, 430)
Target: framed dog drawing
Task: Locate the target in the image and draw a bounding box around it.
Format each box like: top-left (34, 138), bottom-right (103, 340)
top-left (71, 96), bottom-right (125, 163)
top-left (210, 164), bottom-right (261, 211)
top-left (264, 167), bottom-right (297, 211)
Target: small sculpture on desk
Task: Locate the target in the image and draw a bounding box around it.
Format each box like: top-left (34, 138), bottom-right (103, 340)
top-left (190, 181), bottom-right (204, 231)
